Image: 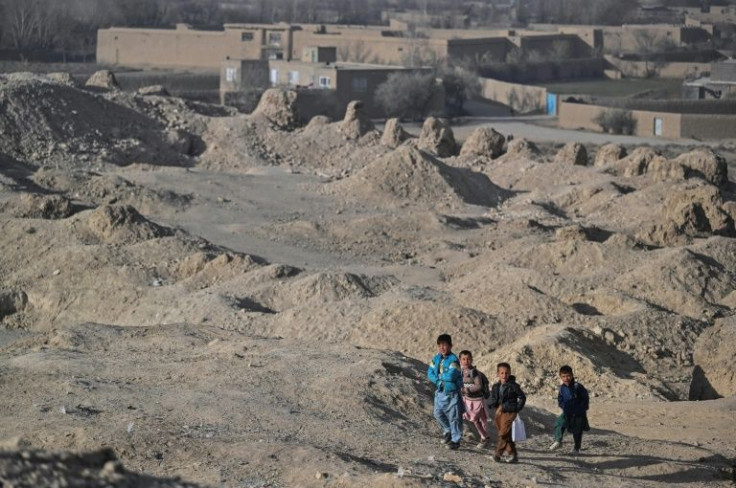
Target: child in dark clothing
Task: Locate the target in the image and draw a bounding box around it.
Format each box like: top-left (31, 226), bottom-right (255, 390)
top-left (549, 365), bottom-right (589, 454)
top-left (488, 362), bottom-right (526, 463)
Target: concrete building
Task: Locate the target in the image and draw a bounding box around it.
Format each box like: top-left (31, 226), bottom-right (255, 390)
top-left (97, 21), bottom-right (589, 70)
top-left (220, 46), bottom-right (437, 118)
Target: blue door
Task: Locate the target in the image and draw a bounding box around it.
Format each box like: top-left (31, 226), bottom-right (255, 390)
top-left (546, 93), bottom-right (557, 115)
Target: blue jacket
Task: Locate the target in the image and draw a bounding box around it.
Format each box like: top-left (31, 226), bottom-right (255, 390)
top-left (558, 381), bottom-right (589, 417)
top-left (427, 352), bottom-right (462, 394)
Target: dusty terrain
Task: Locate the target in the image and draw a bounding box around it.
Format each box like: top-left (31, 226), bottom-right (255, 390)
top-left (0, 73), bottom-right (735, 487)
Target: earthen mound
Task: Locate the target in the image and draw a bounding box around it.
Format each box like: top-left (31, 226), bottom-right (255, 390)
top-left (0, 448), bottom-right (201, 487)
top-left (484, 325), bottom-right (667, 399)
top-left (671, 148), bottom-right (728, 187)
top-left (637, 182), bottom-right (734, 246)
top-left (252, 88), bottom-right (299, 130)
top-left (0, 75), bottom-right (191, 168)
top-left (340, 100), bottom-right (375, 140)
top-left (501, 138), bottom-right (542, 161)
top-left (330, 146), bottom-right (510, 207)
top-left (459, 127), bottom-right (505, 158)
top-left (689, 315), bottom-right (736, 400)
top-left (11, 194), bottom-right (74, 219)
top-left (83, 204), bottom-right (173, 244)
top-left (554, 142), bottom-right (588, 166)
top-left (85, 70), bottom-right (119, 90)
top-left (380, 118), bottom-right (410, 149)
top-left (594, 143), bottom-right (627, 167)
top-left (417, 117), bottom-right (458, 157)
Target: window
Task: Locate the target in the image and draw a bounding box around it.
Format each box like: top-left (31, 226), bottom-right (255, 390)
top-left (653, 117), bottom-right (663, 136)
top-left (225, 67), bottom-right (237, 82)
top-left (241, 32), bottom-right (254, 42)
top-left (319, 76), bottom-right (331, 88)
top-left (289, 71), bottom-right (300, 86)
top-left (270, 69), bottom-right (279, 86)
top-left (268, 32), bottom-right (282, 46)
top-left (352, 77), bottom-right (367, 92)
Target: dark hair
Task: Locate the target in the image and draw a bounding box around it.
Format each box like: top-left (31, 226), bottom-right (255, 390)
top-left (458, 350), bottom-right (472, 359)
top-left (497, 362), bottom-right (511, 372)
top-left (559, 365), bottom-right (573, 375)
top-left (436, 334), bottom-right (452, 346)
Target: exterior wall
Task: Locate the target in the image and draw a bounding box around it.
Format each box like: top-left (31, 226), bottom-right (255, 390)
top-left (480, 78), bottom-right (546, 113)
top-left (97, 24), bottom-right (296, 69)
top-left (680, 114), bottom-right (736, 140)
top-left (712, 61), bottom-right (736, 82)
top-left (558, 101), bottom-right (683, 139)
top-left (446, 38), bottom-right (510, 63)
top-left (292, 28), bottom-right (450, 65)
top-left (604, 55), bottom-right (711, 79)
top-left (220, 59), bottom-right (270, 103)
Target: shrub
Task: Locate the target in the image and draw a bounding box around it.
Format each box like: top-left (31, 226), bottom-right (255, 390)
top-left (593, 109), bottom-right (637, 135)
top-left (375, 71), bottom-right (440, 121)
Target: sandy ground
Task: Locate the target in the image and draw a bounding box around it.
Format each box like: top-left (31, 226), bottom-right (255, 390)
top-left (0, 77), bottom-right (735, 487)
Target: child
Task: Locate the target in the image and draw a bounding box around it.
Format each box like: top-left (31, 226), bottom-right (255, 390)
top-left (458, 350), bottom-right (490, 449)
top-left (488, 362), bottom-right (526, 463)
top-left (427, 334), bottom-right (464, 450)
top-left (549, 365), bottom-right (589, 454)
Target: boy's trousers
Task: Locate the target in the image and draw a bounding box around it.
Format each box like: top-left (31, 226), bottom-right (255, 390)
top-left (434, 391), bottom-right (463, 443)
top-left (554, 413), bottom-right (584, 449)
top-left (494, 407), bottom-right (517, 457)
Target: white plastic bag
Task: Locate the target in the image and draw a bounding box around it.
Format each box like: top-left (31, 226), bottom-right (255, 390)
top-left (511, 416), bottom-right (527, 442)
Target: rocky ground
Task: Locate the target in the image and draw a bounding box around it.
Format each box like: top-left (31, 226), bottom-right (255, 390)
top-left (0, 72), bottom-right (735, 487)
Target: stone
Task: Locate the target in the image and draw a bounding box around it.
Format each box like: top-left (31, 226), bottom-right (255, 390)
top-left (0, 290), bottom-right (28, 319)
top-left (137, 85), bottom-right (170, 97)
top-left (417, 116), bottom-right (458, 157)
top-left (459, 127), bottom-right (505, 158)
top-left (443, 472), bottom-right (463, 483)
top-left (554, 142), bottom-right (588, 166)
top-left (505, 137), bottom-right (541, 160)
top-left (85, 70), bottom-right (119, 90)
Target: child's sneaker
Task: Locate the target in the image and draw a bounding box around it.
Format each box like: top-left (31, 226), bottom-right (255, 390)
top-left (476, 438), bottom-right (490, 449)
top-left (445, 441), bottom-right (460, 450)
top-left (506, 455), bottom-right (518, 464)
top-left (549, 441), bottom-right (561, 450)
top-left (441, 432), bottom-right (452, 445)
top-left (571, 447), bottom-right (580, 455)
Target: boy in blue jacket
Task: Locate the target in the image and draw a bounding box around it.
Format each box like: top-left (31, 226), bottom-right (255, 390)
top-left (427, 334), bottom-right (464, 450)
top-left (549, 365), bottom-right (590, 454)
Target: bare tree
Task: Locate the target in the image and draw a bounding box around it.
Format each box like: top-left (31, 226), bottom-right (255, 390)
top-left (375, 71), bottom-right (440, 121)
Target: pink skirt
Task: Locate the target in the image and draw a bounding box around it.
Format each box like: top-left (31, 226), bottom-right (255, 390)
top-left (463, 398), bottom-right (487, 422)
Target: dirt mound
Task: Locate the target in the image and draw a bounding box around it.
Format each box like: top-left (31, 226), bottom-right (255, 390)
top-left (339, 100), bottom-right (375, 139)
top-left (500, 137), bottom-right (542, 161)
top-left (380, 118), bottom-right (410, 149)
top-left (485, 325), bottom-right (669, 399)
top-left (554, 142), bottom-right (588, 166)
top-left (0, 448), bottom-right (200, 487)
top-left (9, 193), bottom-right (74, 219)
top-left (594, 143), bottom-right (627, 167)
top-left (689, 315), bottom-right (736, 400)
top-left (252, 88), bottom-right (299, 130)
top-left (0, 75), bottom-right (191, 168)
top-left (330, 146), bottom-right (510, 207)
top-left (637, 182), bottom-right (734, 246)
top-left (459, 127), bottom-right (505, 158)
top-left (671, 147), bottom-right (728, 187)
top-left (85, 70), bottom-right (119, 90)
top-left (82, 204), bottom-right (173, 245)
top-left (417, 117), bottom-right (458, 157)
